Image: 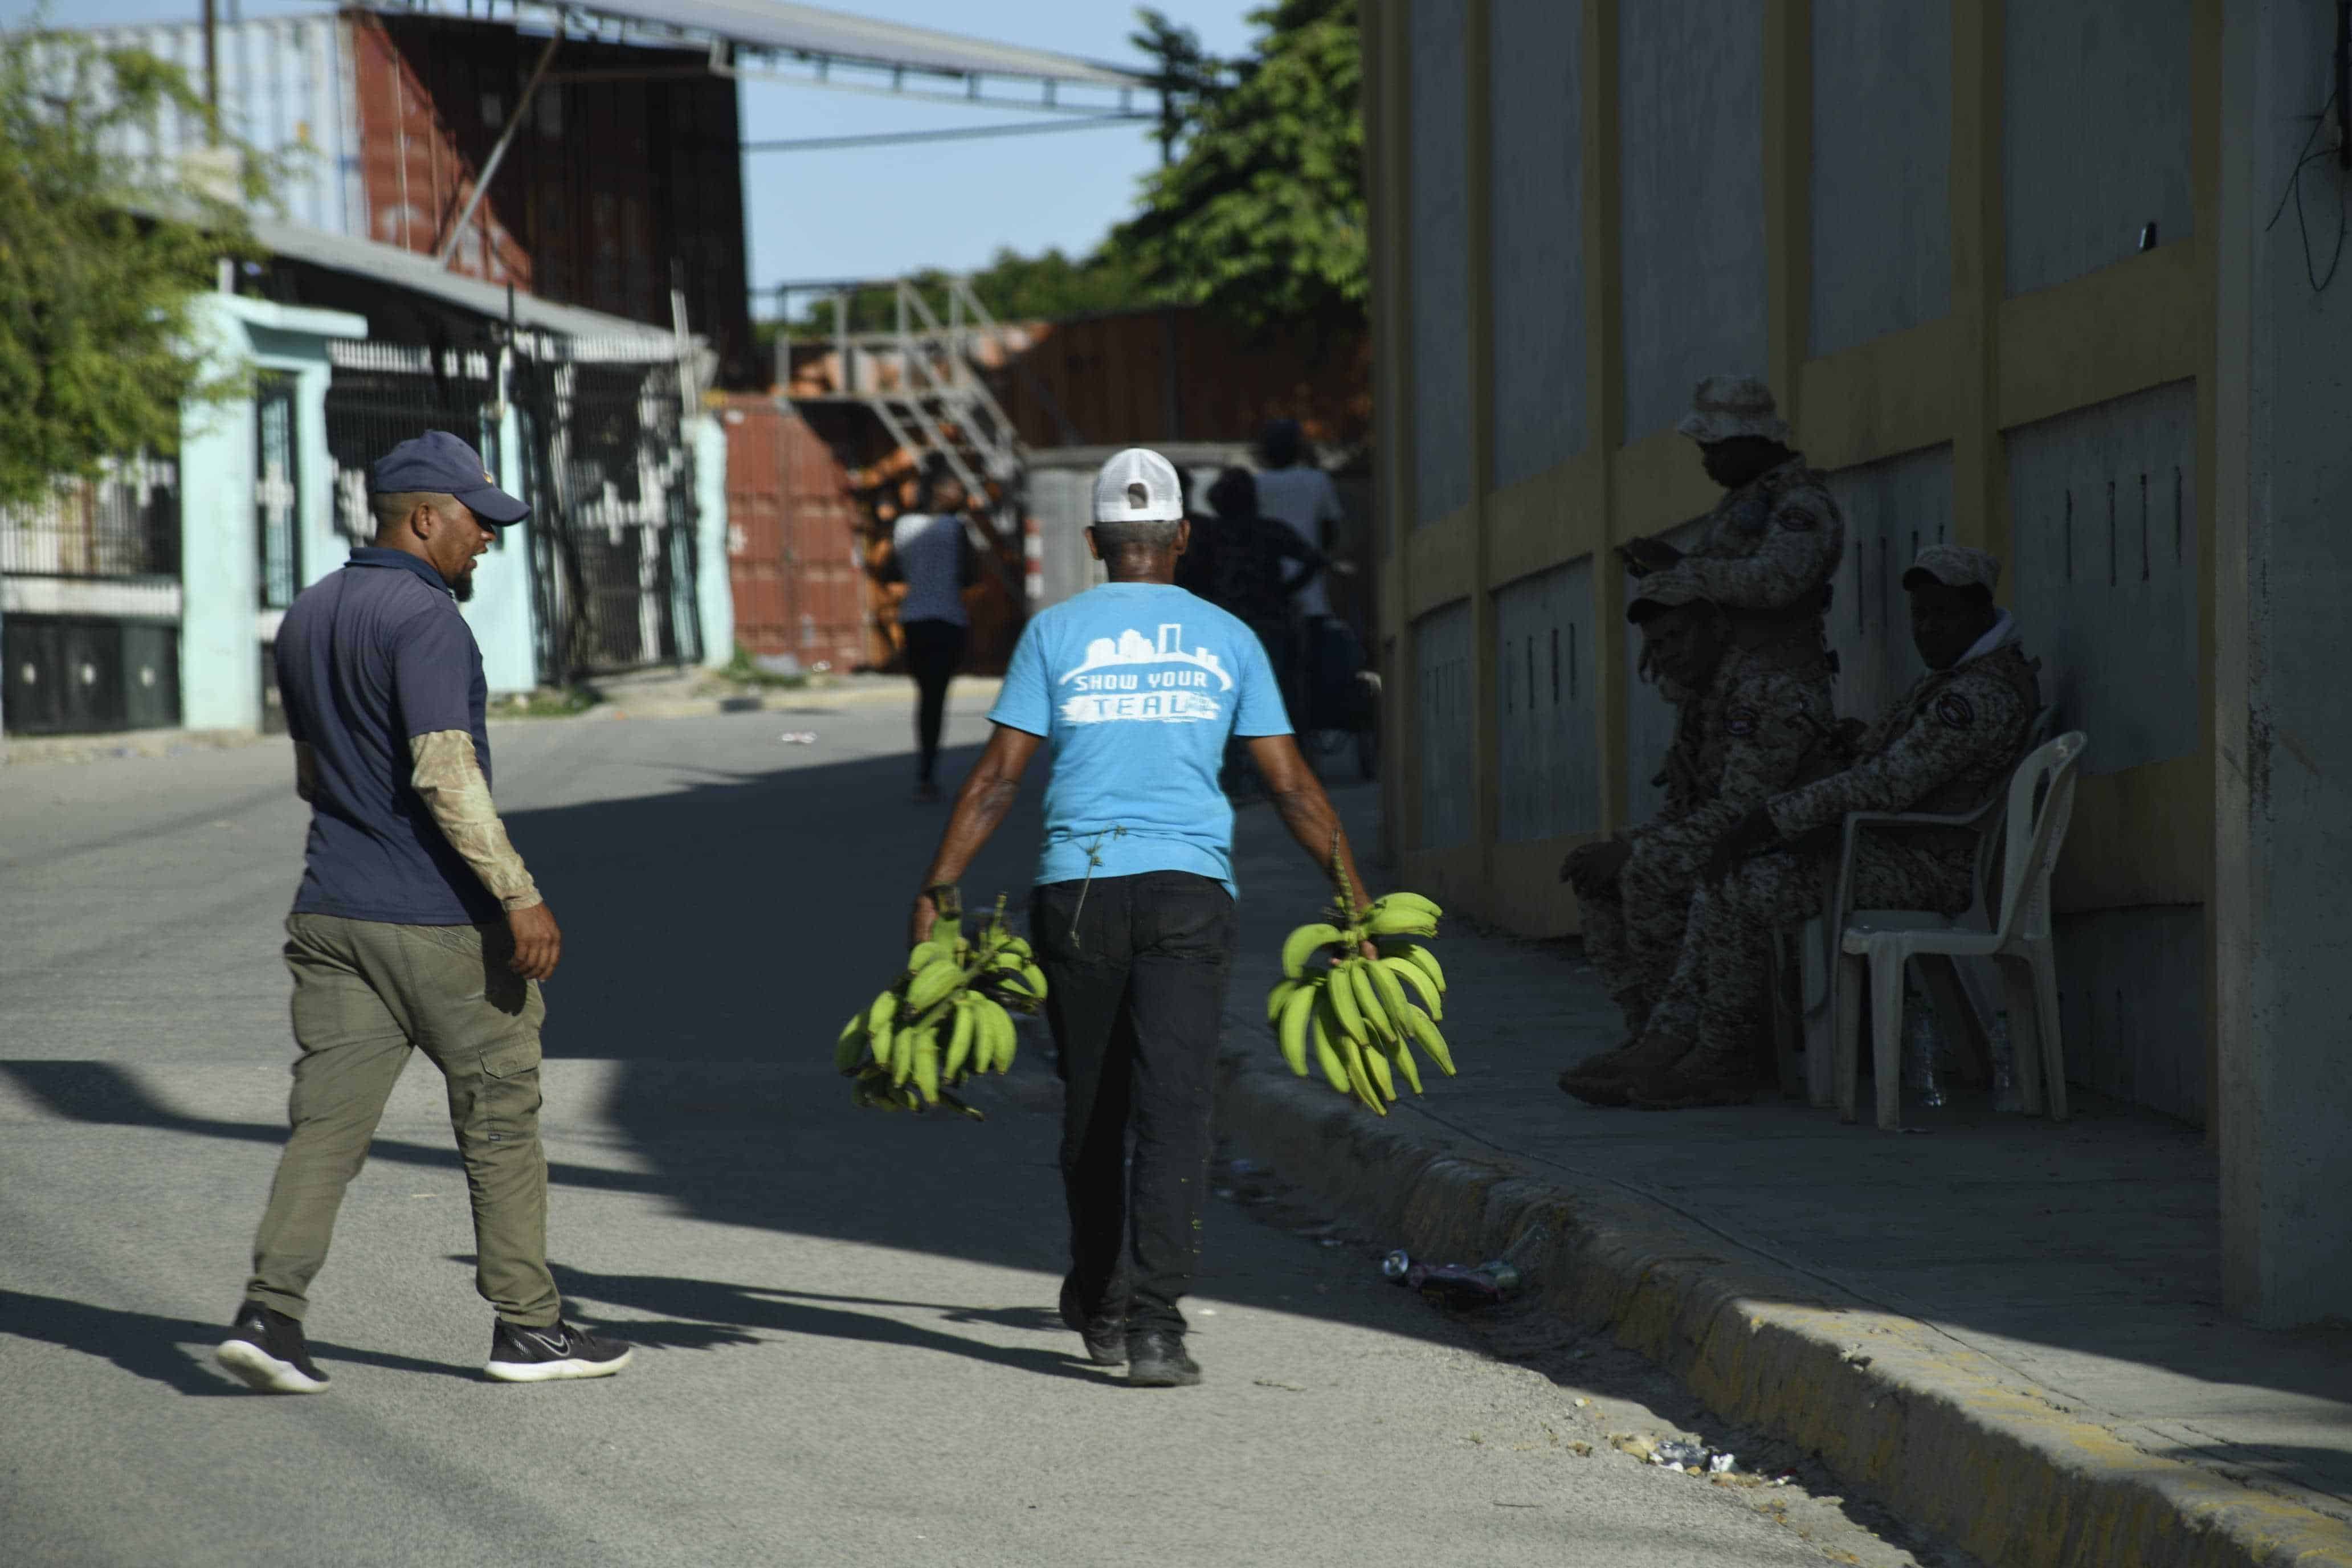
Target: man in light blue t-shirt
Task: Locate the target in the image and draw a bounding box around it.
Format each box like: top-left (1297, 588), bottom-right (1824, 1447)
top-left (909, 447), bottom-right (1376, 1389)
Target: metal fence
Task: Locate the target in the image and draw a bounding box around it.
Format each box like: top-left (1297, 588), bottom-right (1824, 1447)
top-left (0, 458), bottom-right (181, 582)
top-left (324, 341), bottom-right (503, 546)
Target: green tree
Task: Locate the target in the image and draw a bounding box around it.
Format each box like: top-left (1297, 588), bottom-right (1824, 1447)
top-left (0, 23), bottom-right (267, 508)
top-left (1112, 0), bottom-right (1365, 341)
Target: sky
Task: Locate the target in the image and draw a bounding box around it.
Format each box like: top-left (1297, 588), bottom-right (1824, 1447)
top-left (6, 0), bottom-right (1260, 318)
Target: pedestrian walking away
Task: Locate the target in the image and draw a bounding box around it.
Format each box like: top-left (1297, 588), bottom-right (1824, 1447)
top-left (215, 429), bottom-right (629, 1394)
top-left (884, 463), bottom-right (979, 802)
top-left (906, 446), bottom-right (1379, 1389)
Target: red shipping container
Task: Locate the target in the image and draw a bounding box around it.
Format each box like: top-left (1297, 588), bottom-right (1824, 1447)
top-left (722, 397), bottom-right (869, 674)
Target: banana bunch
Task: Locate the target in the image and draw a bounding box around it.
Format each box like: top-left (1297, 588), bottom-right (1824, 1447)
top-left (834, 896), bottom-right (1046, 1117)
top-left (1266, 888), bottom-right (1453, 1116)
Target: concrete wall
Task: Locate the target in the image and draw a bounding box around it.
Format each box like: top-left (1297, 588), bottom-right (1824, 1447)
top-left (1493, 557), bottom-right (1599, 842)
top-left (2056, 905), bottom-right (2206, 1126)
top-left (2215, 0), bottom-right (2352, 1324)
top-left (2003, 0), bottom-right (2195, 297)
top-left (456, 392), bottom-right (541, 695)
top-left (1617, 0), bottom-right (1767, 440)
top-left (181, 295), bottom-right (366, 732)
top-left (2006, 381), bottom-right (2200, 776)
top-left (1488, 0), bottom-right (1586, 487)
top-left (1810, 0), bottom-right (1952, 356)
top-left (1413, 599), bottom-right (1475, 850)
top-left (1823, 444), bottom-right (1955, 725)
top-left (1408, 0), bottom-right (1472, 525)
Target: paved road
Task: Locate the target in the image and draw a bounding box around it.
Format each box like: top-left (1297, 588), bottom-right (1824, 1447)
top-left (1, 696), bottom-right (1953, 1567)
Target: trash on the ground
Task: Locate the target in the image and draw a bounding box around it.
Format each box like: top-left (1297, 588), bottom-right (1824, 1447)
top-left (1228, 1157), bottom-right (1264, 1176)
top-left (778, 730), bottom-right (818, 744)
top-left (1318, 1236), bottom-right (1343, 1248)
top-left (1214, 1186), bottom-right (1238, 1201)
top-left (1709, 1452), bottom-right (1737, 1473)
top-left (1647, 1439), bottom-right (1738, 1474)
top-left (1573, 1396), bottom-right (1589, 1407)
top-left (1377, 1224), bottom-right (1546, 1309)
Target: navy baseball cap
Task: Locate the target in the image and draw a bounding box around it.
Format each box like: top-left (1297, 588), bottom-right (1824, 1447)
top-left (368, 430), bottom-right (529, 525)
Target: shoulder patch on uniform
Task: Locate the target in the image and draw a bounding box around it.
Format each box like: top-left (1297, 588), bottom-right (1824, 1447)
top-left (1934, 692), bottom-right (1975, 729)
top-left (1725, 704), bottom-right (1758, 737)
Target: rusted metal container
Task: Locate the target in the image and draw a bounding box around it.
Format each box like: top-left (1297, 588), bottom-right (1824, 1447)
top-left (347, 11), bottom-right (757, 386)
top-left (721, 397), bottom-right (869, 675)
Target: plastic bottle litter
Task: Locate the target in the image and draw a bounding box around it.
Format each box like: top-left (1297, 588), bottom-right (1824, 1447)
top-left (1376, 1226), bottom-right (1548, 1308)
top-left (778, 731), bottom-right (818, 745)
top-left (1649, 1439), bottom-right (1738, 1474)
top-left (1902, 985), bottom-right (1945, 1109)
top-left (1989, 1009), bottom-right (2023, 1113)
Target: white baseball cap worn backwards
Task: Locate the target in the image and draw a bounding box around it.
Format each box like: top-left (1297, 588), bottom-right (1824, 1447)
top-left (1092, 447), bottom-right (1185, 524)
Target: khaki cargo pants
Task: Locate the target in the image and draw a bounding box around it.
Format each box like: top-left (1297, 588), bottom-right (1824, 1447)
top-left (246, 912), bottom-right (560, 1328)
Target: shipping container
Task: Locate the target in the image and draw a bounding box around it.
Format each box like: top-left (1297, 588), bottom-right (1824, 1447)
top-left (720, 396), bottom-right (868, 675)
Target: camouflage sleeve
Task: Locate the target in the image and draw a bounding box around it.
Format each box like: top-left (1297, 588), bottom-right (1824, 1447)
top-left (1765, 669), bottom-right (2029, 839)
top-left (1669, 486), bottom-right (1843, 612)
top-left (409, 730), bottom-right (542, 912)
top-left (1634, 671), bottom-right (1832, 854)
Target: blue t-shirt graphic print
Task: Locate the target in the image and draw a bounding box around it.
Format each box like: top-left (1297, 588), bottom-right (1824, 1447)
top-left (990, 582), bottom-right (1291, 895)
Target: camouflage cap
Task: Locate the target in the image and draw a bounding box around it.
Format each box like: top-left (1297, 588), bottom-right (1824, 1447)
top-left (1624, 570), bottom-right (1716, 623)
top-left (1902, 544), bottom-right (2002, 594)
top-left (1675, 374), bottom-right (1792, 446)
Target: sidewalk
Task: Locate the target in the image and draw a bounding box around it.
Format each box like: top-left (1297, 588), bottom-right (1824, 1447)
top-left (581, 666), bottom-right (1004, 722)
top-left (1216, 779), bottom-right (2352, 1568)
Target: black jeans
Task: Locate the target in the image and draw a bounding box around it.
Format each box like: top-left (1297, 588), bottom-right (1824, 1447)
top-left (901, 619), bottom-right (966, 785)
top-left (1032, 871), bottom-right (1237, 1337)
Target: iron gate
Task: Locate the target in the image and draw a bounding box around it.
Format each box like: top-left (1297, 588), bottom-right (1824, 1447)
top-left (509, 340), bottom-right (701, 681)
top-left (0, 456), bottom-right (182, 735)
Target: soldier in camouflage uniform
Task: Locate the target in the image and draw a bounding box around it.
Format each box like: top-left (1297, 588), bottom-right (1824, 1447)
top-left (1615, 546), bottom-right (2043, 1110)
top-left (1619, 375), bottom-right (1844, 706)
top-left (1559, 574), bottom-right (1846, 1102)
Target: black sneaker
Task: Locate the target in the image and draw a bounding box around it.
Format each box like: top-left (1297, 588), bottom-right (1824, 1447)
top-left (215, 1300), bottom-right (330, 1394)
top-left (483, 1320), bottom-right (633, 1383)
top-left (1059, 1276), bottom-right (1126, 1366)
top-left (1126, 1330), bottom-right (1201, 1388)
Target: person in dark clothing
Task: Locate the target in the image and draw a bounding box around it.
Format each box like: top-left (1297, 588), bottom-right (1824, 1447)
top-left (1193, 467), bottom-right (1326, 795)
top-left (881, 466), bottom-right (982, 801)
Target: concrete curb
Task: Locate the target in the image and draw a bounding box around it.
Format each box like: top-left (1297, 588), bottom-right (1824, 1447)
top-left (594, 677), bottom-right (1005, 723)
top-left (1214, 1051), bottom-right (2352, 1568)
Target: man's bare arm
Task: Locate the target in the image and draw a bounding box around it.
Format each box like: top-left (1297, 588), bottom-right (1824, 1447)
top-left (1247, 734), bottom-right (1375, 917)
top-left (910, 724), bottom-right (1043, 943)
top-left (410, 731), bottom-right (561, 979)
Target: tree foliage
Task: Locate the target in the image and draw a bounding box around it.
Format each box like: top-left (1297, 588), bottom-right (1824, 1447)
top-left (0, 22), bottom-right (267, 508)
top-left (1113, 0), bottom-right (1365, 340)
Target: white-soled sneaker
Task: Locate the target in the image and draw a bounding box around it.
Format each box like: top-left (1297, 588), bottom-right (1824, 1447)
top-left (484, 1320), bottom-right (632, 1383)
top-left (215, 1300), bottom-right (331, 1394)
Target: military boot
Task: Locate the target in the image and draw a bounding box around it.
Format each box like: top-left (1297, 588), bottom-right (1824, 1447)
top-left (1625, 1035), bottom-right (1758, 1110)
top-left (1558, 1029), bottom-right (1693, 1108)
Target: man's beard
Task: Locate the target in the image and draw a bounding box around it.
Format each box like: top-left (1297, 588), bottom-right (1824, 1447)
top-left (452, 570), bottom-right (476, 603)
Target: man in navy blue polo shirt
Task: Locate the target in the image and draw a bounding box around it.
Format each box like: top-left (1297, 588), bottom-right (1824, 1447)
top-left (215, 431), bottom-right (630, 1393)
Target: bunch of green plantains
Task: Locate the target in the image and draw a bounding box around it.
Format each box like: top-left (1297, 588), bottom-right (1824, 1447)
top-left (1264, 858), bottom-right (1452, 1117)
top-left (835, 897), bottom-right (1044, 1118)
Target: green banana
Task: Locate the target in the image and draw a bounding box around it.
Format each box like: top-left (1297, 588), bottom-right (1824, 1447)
top-left (1403, 1004), bottom-right (1457, 1076)
top-left (1266, 978), bottom-right (1307, 1026)
top-left (1349, 959), bottom-right (1398, 1045)
top-left (905, 940), bottom-right (945, 974)
top-left (1366, 958), bottom-right (1418, 1039)
top-left (1020, 961), bottom-right (1047, 998)
top-left (834, 1013), bottom-right (868, 1075)
top-left (1323, 957), bottom-right (1370, 1042)
top-left (1276, 980), bottom-right (1319, 1077)
top-left (912, 1029), bottom-right (942, 1104)
top-left (1310, 1003), bottom-right (1351, 1094)
top-left (1336, 1032), bottom-right (1386, 1115)
top-left (977, 997), bottom-right (1016, 1073)
top-left (893, 1023), bottom-right (928, 1088)
top-left (999, 936), bottom-right (1032, 959)
top-left (907, 958), bottom-right (963, 1013)
top-left (942, 997), bottom-right (975, 1079)
top-left (1388, 1035), bottom-right (1423, 1095)
top-left (1374, 891), bottom-right (1444, 920)
top-left (1365, 904), bottom-right (1439, 939)
top-left (1281, 922), bottom-right (1344, 979)
top-left (1379, 956), bottom-right (1443, 1020)
top-left (1377, 939), bottom-right (1448, 994)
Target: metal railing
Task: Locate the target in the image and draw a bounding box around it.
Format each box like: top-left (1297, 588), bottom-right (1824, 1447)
top-left (0, 458), bottom-right (181, 582)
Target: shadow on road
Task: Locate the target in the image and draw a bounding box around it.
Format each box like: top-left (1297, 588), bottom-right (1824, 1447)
top-left (0, 1288), bottom-right (462, 1394)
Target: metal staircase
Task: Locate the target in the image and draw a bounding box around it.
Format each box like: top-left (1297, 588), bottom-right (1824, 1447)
top-left (803, 276), bottom-right (1030, 534)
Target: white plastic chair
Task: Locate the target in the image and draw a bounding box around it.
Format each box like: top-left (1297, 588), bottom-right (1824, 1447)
top-left (1786, 707), bottom-right (2058, 1109)
top-left (1830, 731), bottom-right (2087, 1129)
